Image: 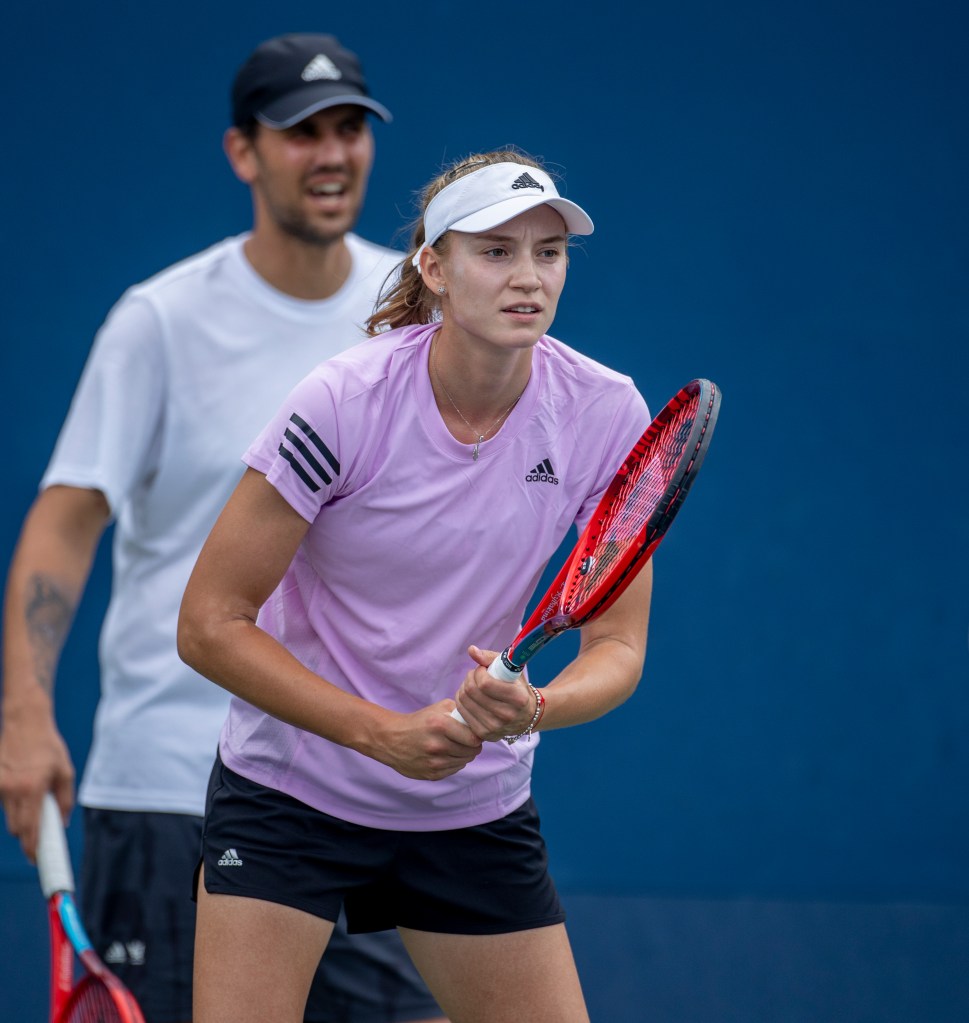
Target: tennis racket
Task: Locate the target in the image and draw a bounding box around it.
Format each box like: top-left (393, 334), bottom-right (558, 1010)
top-left (453, 377), bottom-right (720, 715)
top-left (37, 794), bottom-right (146, 1023)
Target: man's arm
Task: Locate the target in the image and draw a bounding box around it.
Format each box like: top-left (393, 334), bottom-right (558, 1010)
top-left (0, 484), bottom-right (110, 859)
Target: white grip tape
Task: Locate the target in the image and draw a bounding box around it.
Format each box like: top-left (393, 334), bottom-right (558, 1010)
top-left (450, 652), bottom-right (523, 723)
top-left (486, 655), bottom-right (524, 683)
top-left (37, 793), bottom-right (75, 898)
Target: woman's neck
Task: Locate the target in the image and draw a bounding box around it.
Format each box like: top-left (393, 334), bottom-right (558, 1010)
top-left (428, 330), bottom-right (532, 452)
top-left (429, 327), bottom-right (533, 420)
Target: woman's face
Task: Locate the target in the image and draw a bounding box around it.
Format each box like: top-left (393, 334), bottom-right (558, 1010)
top-left (437, 204), bottom-right (569, 352)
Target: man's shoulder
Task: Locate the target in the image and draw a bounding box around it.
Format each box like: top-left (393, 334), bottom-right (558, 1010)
top-left (346, 233), bottom-right (403, 274)
top-left (123, 235), bottom-right (246, 304)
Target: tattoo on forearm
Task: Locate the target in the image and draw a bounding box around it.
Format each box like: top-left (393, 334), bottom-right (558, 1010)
top-left (25, 575), bottom-right (76, 695)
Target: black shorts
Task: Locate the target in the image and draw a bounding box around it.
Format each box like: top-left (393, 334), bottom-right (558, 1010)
top-left (82, 805), bottom-right (442, 1023)
top-left (201, 754), bottom-right (565, 936)
top-left (81, 808), bottom-right (197, 1023)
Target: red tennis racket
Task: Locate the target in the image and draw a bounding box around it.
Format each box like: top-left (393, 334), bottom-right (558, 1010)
top-left (454, 377), bottom-right (720, 709)
top-left (37, 795), bottom-right (146, 1023)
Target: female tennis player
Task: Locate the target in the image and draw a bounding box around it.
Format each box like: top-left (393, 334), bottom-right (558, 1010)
top-left (178, 148), bottom-right (653, 1023)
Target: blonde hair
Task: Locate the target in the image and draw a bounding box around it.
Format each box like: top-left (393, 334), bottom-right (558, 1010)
top-left (366, 148), bottom-right (549, 336)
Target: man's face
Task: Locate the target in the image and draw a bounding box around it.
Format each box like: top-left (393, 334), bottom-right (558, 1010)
top-left (235, 105), bottom-right (376, 246)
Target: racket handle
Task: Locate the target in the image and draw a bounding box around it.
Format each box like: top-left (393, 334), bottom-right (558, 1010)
top-left (37, 794), bottom-right (75, 898)
top-left (486, 653), bottom-right (524, 682)
top-left (450, 650), bottom-right (524, 723)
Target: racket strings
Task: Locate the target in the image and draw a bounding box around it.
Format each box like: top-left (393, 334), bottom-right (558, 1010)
top-left (562, 396), bottom-right (701, 612)
top-left (62, 976), bottom-right (129, 1022)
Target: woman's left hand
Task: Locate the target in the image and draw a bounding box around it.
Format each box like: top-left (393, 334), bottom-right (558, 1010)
top-left (453, 645), bottom-right (536, 742)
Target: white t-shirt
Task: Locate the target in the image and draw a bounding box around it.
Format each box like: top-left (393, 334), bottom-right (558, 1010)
top-left (42, 233), bottom-right (402, 814)
top-left (222, 322), bottom-right (651, 831)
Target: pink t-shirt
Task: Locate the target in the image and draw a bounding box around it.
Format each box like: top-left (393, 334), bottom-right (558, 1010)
top-left (220, 323), bottom-right (651, 830)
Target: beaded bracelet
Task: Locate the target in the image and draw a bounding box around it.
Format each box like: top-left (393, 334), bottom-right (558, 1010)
top-left (503, 682), bottom-right (546, 745)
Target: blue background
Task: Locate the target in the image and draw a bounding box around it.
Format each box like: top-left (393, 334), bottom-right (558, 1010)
top-left (2, 1), bottom-right (967, 1020)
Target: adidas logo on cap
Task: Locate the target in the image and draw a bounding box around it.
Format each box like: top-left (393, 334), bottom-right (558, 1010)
top-left (525, 458), bottom-right (558, 485)
top-left (302, 54), bottom-right (342, 82)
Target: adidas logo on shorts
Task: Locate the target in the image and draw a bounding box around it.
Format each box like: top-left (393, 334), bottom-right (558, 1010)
top-left (218, 847), bottom-right (243, 867)
top-left (104, 940), bottom-right (146, 966)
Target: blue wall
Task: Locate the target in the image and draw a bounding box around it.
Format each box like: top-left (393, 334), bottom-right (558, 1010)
top-left (2, 1), bottom-right (967, 1020)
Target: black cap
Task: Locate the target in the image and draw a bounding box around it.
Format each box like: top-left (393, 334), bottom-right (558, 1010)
top-left (231, 34), bottom-right (392, 129)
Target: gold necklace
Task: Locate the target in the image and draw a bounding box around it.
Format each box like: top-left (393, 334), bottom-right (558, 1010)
top-left (432, 343), bottom-right (527, 461)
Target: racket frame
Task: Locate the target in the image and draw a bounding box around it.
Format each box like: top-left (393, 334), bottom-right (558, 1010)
top-left (38, 794), bottom-right (146, 1023)
top-left (498, 378), bottom-right (720, 675)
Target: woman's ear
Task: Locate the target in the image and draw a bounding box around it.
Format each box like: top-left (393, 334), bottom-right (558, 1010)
top-left (419, 246), bottom-right (446, 297)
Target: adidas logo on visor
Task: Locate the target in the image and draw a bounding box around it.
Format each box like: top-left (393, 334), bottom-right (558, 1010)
top-left (511, 172), bottom-right (545, 192)
top-left (410, 161), bottom-right (592, 269)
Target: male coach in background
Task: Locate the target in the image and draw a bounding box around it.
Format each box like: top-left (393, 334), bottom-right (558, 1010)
top-left (0, 33), bottom-right (446, 1023)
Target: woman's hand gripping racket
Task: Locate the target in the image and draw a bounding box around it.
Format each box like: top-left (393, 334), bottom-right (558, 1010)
top-left (452, 378), bottom-right (721, 724)
top-left (37, 794), bottom-right (146, 1023)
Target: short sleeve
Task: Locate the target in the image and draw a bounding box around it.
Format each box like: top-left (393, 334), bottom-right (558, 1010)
top-left (243, 370), bottom-right (349, 524)
top-left (41, 294), bottom-right (166, 516)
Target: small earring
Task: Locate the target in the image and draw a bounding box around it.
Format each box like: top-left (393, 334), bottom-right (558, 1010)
top-left (438, 285), bottom-right (447, 295)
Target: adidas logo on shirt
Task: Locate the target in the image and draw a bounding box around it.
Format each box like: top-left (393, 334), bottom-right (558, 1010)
top-left (511, 172), bottom-right (545, 192)
top-left (525, 458), bottom-right (559, 485)
top-left (278, 413), bottom-right (341, 493)
top-left (302, 54), bottom-right (342, 82)
top-left (218, 848), bottom-right (243, 867)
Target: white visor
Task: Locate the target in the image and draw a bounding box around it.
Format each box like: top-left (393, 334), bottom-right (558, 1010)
top-left (411, 162), bottom-right (594, 268)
